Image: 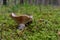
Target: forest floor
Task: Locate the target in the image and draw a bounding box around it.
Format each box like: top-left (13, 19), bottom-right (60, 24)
top-left (0, 5), bottom-right (60, 40)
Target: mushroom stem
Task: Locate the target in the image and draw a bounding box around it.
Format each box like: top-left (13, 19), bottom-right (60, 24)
top-left (18, 24), bottom-right (25, 30)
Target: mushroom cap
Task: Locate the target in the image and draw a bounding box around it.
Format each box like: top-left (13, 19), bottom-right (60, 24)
top-left (10, 13), bottom-right (33, 24)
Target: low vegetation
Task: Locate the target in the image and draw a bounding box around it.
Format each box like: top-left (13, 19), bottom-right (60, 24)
top-left (0, 5), bottom-right (60, 40)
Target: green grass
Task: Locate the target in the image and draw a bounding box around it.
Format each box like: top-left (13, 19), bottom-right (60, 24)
top-left (0, 5), bottom-right (60, 40)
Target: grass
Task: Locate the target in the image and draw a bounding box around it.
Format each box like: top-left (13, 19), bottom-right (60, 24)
top-left (0, 4), bottom-right (60, 40)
